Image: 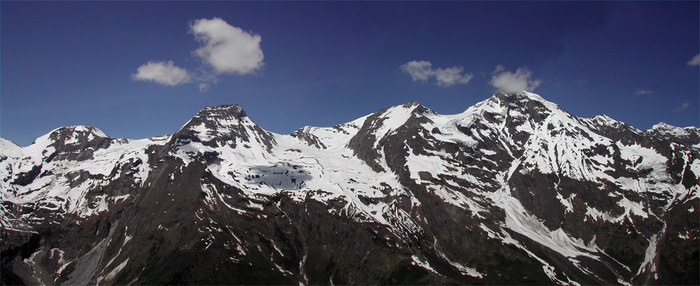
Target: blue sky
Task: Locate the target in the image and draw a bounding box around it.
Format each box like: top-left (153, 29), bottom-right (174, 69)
top-left (2, 1), bottom-right (698, 146)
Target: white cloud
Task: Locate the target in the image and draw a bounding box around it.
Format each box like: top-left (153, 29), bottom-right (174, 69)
top-left (635, 89), bottom-right (653, 96)
top-left (400, 60), bottom-right (473, 87)
top-left (133, 18), bottom-right (263, 91)
top-left (433, 67), bottom-right (473, 87)
top-left (688, 54), bottom-right (700, 66)
top-left (132, 61), bottom-right (191, 86)
top-left (488, 65), bottom-right (541, 93)
top-left (190, 17), bottom-right (264, 75)
top-left (673, 101), bottom-right (690, 112)
top-left (401, 61), bottom-right (433, 82)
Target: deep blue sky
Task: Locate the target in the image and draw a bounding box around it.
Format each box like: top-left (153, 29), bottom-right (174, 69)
top-left (2, 1), bottom-right (698, 146)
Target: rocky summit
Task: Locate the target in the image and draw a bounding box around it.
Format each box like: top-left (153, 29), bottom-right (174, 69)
top-left (1, 91), bottom-right (698, 285)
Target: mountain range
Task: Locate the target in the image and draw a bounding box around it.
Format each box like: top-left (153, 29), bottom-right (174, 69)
top-left (1, 91), bottom-right (698, 285)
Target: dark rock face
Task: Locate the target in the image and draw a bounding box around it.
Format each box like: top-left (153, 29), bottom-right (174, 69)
top-left (44, 126), bottom-right (113, 162)
top-left (347, 107), bottom-right (392, 172)
top-left (1, 92), bottom-right (698, 285)
top-left (290, 127), bottom-right (327, 149)
top-left (12, 165), bottom-right (41, 186)
top-left (656, 198), bottom-right (700, 285)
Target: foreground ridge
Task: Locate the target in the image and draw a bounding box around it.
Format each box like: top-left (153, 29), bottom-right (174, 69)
top-left (1, 91), bottom-right (698, 285)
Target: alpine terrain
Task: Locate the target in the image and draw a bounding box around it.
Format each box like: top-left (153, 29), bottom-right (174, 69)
top-left (1, 91), bottom-right (698, 285)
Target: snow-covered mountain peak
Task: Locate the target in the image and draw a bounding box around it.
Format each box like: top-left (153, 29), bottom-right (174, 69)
top-left (199, 104), bottom-right (248, 120)
top-left (377, 101), bottom-right (435, 119)
top-left (489, 90), bottom-right (556, 106)
top-left (591, 114), bottom-right (617, 124)
top-left (464, 91), bottom-right (561, 118)
top-left (26, 125), bottom-right (110, 147)
top-left (518, 90), bottom-right (547, 100)
top-left (649, 122), bottom-right (697, 135)
top-left (401, 101), bottom-right (433, 113)
top-left (16, 125), bottom-right (115, 163)
top-left (289, 102), bottom-right (432, 152)
top-left (446, 91), bottom-right (570, 145)
top-left (169, 104), bottom-right (276, 152)
top-left (647, 122), bottom-right (700, 143)
top-left (585, 114), bottom-right (630, 130)
top-left (651, 122), bottom-right (676, 130)
top-left (49, 125), bottom-right (109, 143)
top-left (176, 104), bottom-right (253, 132)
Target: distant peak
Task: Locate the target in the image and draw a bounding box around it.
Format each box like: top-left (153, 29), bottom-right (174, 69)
top-left (198, 104), bottom-right (247, 120)
top-left (402, 101), bottom-right (422, 108)
top-left (202, 104), bottom-right (244, 111)
top-left (49, 125), bottom-right (109, 140)
top-left (384, 101), bottom-right (433, 116)
top-left (590, 114), bottom-right (619, 124)
top-left (651, 122), bottom-right (676, 130)
top-left (585, 114), bottom-right (631, 132)
top-left (180, 104), bottom-right (253, 134)
top-left (652, 123), bottom-right (700, 131)
top-left (519, 90), bottom-right (547, 101)
top-left (493, 90), bottom-right (547, 102)
top-left (647, 122), bottom-right (700, 140)
top-left (171, 104), bottom-right (275, 151)
top-left (480, 91), bottom-right (558, 114)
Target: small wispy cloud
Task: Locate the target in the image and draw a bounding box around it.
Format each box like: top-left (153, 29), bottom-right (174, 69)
top-left (688, 54), bottom-right (700, 66)
top-left (400, 60), bottom-right (473, 87)
top-left (489, 65), bottom-right (541, 93)
top-left (673, 101), bottom-right (690, 112)
top-left (133, 17), bottom-right (263, 91)
top-left (635, 89), bottom-right (653, 96)
top-left (132, 61), bottom-right (191, 86)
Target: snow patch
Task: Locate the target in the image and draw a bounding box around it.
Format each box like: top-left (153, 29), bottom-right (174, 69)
top-left (410, 255), bottom-right (439, 275)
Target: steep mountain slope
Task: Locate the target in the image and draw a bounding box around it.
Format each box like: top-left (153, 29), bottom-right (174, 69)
top-left (1, 91), bottom-right (698, 285)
